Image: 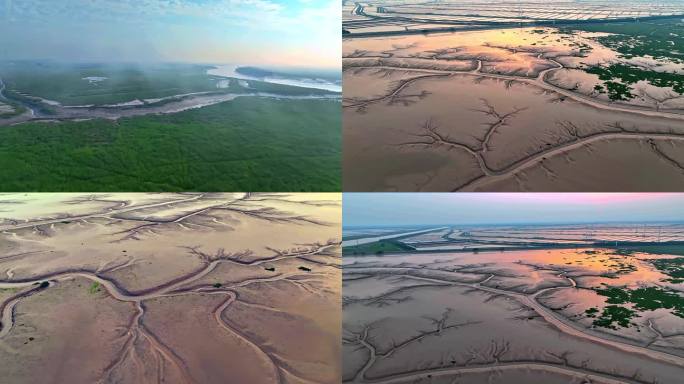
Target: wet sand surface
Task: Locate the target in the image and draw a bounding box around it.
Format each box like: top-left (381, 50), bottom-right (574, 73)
top-left (343, 27), bottom-right (684, 191)
top-left (343, 243), bottom-right (684, 383)
top-left (0, 193), bottom-right (341, 384)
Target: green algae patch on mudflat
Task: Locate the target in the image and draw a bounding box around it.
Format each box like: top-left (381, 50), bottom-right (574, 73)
top-left (591, 285), bottom-right (684, 328)
top-left (594, 287), bottom-right (630, 304)
top-left (561, 19), bottom-right (684, 63)
top-left (629, 287), bottom-right (684, 318)
top-left (652, 257), bottom-right (684, 279)
top-left (587, 305), bottom-right (639, 330)
top-left (587, 64), bottom-right (684, 101)
top-left (584, 307), bottom-right (599, 317)
top-left (561, 19), bottom-right (684, 102)
top-left (88, 282), bottom-right (101, 294)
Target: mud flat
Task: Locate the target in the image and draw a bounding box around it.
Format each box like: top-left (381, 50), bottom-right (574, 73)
top-left (0, 193), bottom-right (341, 384)
top-left (343, 242), bottom-right (684, 383)
top-left (343, 26), bottom-right (684, 191)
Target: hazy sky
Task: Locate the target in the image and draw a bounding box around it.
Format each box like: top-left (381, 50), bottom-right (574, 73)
top-left (0, 0), bottom-right (340, 68)
top-left (344, 193), bottom-right (684, 227)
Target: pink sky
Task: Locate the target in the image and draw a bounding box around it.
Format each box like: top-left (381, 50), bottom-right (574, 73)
top-left (345, 193), bottom-right (684, 226)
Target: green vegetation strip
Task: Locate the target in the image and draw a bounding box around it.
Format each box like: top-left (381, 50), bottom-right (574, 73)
top-left (342, 228), bottom-right (425, 242)
top-left (615, 244), bottom-right (684, 257)
top-left (343, 240), bottom-right (414, 256)
top-left (0, 97), bottom-right (341, 191)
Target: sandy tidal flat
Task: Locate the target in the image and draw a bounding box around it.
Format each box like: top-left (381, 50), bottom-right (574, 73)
top-left (343, 246), bottom-right (684, 383)
top-left (0, 193), bottom-right (341, 384)
top-left (343, 27), bottom-right (684, 191)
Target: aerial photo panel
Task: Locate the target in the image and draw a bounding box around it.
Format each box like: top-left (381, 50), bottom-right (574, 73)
top-left (343, 193), bottom-right (684, 384)
top-left (343, 0), bottom-right (684, 192)
top-left (2, 1), bottom-right (684, 384)
top-left (0, 0), bottom-right (341, 192)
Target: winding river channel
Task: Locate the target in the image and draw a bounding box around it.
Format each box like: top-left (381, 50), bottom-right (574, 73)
top-left (0, 76), bottom-right (340, 127)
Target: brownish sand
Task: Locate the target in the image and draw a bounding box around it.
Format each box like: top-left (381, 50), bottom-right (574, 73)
top-left (343, 28), bottom-right (684, 191)
top-left (343, 244), bottom-right (684, 384)
top-left (0, 192), bottom-right (341, 384)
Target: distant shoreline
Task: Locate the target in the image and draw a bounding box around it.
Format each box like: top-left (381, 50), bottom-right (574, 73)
top-left (208, 65), bottom-right (342, 93)
top-left (343, 14), bottom-right (684, 39)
